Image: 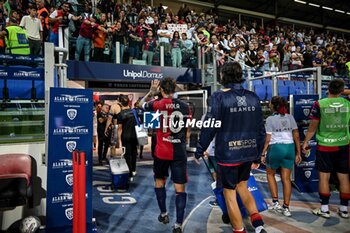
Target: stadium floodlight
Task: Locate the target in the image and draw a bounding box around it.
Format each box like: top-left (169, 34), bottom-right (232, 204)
top-left (347, 12), bottom-right (350, 15)
top-left (322, 6), bottom-right (333, 11)
top-left (308, 3), bottom-right (320, 7)
top-left (335, 9), bottom-right (345, 13)
top-left (294, 0), bottom-right (307, 4)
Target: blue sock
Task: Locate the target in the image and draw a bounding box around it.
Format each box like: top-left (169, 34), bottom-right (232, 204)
top-left (155, 187), bottom-right (167, 213)
top-left (175, 192), bottom-right (187, 224)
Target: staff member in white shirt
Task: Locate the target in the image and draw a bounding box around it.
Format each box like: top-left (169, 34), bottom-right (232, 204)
top-left (157, 22), bottom-right (171, 55)
top-left (261, 96), bottom-right (301, 217)
top-left (20, 6), bottom-right (43, 55)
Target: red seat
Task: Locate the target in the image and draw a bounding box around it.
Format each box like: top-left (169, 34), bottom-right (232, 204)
top-left (0, 154), bottom-right (33, 208)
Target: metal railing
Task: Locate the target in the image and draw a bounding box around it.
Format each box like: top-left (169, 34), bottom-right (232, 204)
top-left (249, 67), bottom-right (322, 99)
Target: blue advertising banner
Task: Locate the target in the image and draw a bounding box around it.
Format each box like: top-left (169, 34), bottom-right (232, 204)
top-left (67, 60), bottom-right (201, 84)
top-left (0, 65), bottom-right (44, 80)
top-left (292, 94), bottom-right (319, 193)
top-left (47, 87), bottom-right (93, 230)
top-left (0, 54), bottom-right (44, 66)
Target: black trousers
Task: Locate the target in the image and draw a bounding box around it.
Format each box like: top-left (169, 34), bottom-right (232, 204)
top-left (93, 47), bottom-right (105, 62)
top-left (28, 38), bottom-right (42, 56)
top-left (123, 140), bottom-right (138, 177)
top-left (98, 134), bottom-right (110, 162)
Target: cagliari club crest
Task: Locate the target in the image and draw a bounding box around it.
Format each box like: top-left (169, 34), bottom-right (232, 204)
top-left (66, 141), bottom-right (76, 153)
top-left (65, 207), bottom-right (73, 220)
top-left (304, 170), bottom-right (311, 179)
top-left (303, 108), bottom-right (310, 117)
top-left (66, 174), bottom-right (73, 186)
top-left (67, 109), bottom-right (77, 120)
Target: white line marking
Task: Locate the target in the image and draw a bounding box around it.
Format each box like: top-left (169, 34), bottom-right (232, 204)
top-left (182, 195), bottom-right (213, 231)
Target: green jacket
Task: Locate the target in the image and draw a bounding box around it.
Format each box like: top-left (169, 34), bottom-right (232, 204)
top-left (5, 26), bottom-right (30, 55)
top-left (317, 97), bottom-right (350, 146)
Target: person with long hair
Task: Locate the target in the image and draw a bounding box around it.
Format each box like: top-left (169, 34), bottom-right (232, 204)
top-left (171, 31), bottom-right (182, 67)
top-left (261, 96), bottom-right (301, 217)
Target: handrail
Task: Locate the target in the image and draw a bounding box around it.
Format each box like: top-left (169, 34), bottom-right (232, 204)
top-left (250, 67), bottom-right (318, 80)
top-left (54, 47), bottom-right (68, 54)
top-left (213, 49), bottom-right (254, 70)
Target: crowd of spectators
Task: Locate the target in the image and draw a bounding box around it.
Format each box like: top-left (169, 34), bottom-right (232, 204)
top-left (1, 0), bottom-right (350, 76)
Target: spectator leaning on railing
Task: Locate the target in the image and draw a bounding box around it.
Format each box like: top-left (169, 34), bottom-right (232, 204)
top-left (75, 16), bottom-right (107, 62)
top-left (48, 1), bottom-right (81, 46)
top-left (92, 13), bottom-right (108, 62)
top-left (7, 0), bottom-right (345, 73)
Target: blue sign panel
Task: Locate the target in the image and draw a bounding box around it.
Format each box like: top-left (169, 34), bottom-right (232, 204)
top-left (0, 54), bottom-right (44, 66)
top-left (0, 65), bottom-right (44, 80)
top-left (292, 94), bottom-right (319, 193)
top-left (47, 88), bottom-right (93, 230)
top-left (67, 60), bottom-right (201, 84)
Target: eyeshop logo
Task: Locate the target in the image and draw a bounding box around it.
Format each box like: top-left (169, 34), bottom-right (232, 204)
top-left (123, 69), bottom-right (163, 80)
top-left (143, 110), bottom-right (221, 133)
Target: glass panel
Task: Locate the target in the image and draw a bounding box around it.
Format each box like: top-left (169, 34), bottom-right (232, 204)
top-left (0, 100), bottom-right (45, 144)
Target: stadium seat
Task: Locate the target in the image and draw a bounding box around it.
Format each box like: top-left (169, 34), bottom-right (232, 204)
top-left (288, 86), bottom-right (297, 95)
top-left (295, 81), bottom-right (306, 88)
top-left (252, 79), bottom-right (263, 86)
top-left (278, 85), bottom-right (289, 99)
top-left (263, 79), bottom-right (272, 86)
top-left (296, 87), bottom-right (307, 94)
top-left (284, 80), bottom-right (294, 87)
top-left (310, 83), bottom-right (315, 93)
top-left (0, 154), bottom-right (33, 208)
top-left (266, 86), bottom-right (273, 100)
top-left (277, 80), bottom-right (285, 86)
top-left (254, 84), bottom-right (267, 100)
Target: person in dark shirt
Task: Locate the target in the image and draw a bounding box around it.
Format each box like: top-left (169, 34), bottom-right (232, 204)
top-left (111, 21), bottom-right (126, 63)
top-left (140, 78), bottom-right (191, 233)
top-left (303, 45), bottom-right (314, 68)
top-left (196, 62), bottom-right (267, 233)
top-left (97, 104), bottom-right (111, 165)
top-left (127, 23), bottom-right (142, 63)
top-left (312, 51), bottom-right (326, 68)
top-left (116, 95), bottom-right (138, 180)
top-left (245, 43), bottom-right (258, 68)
